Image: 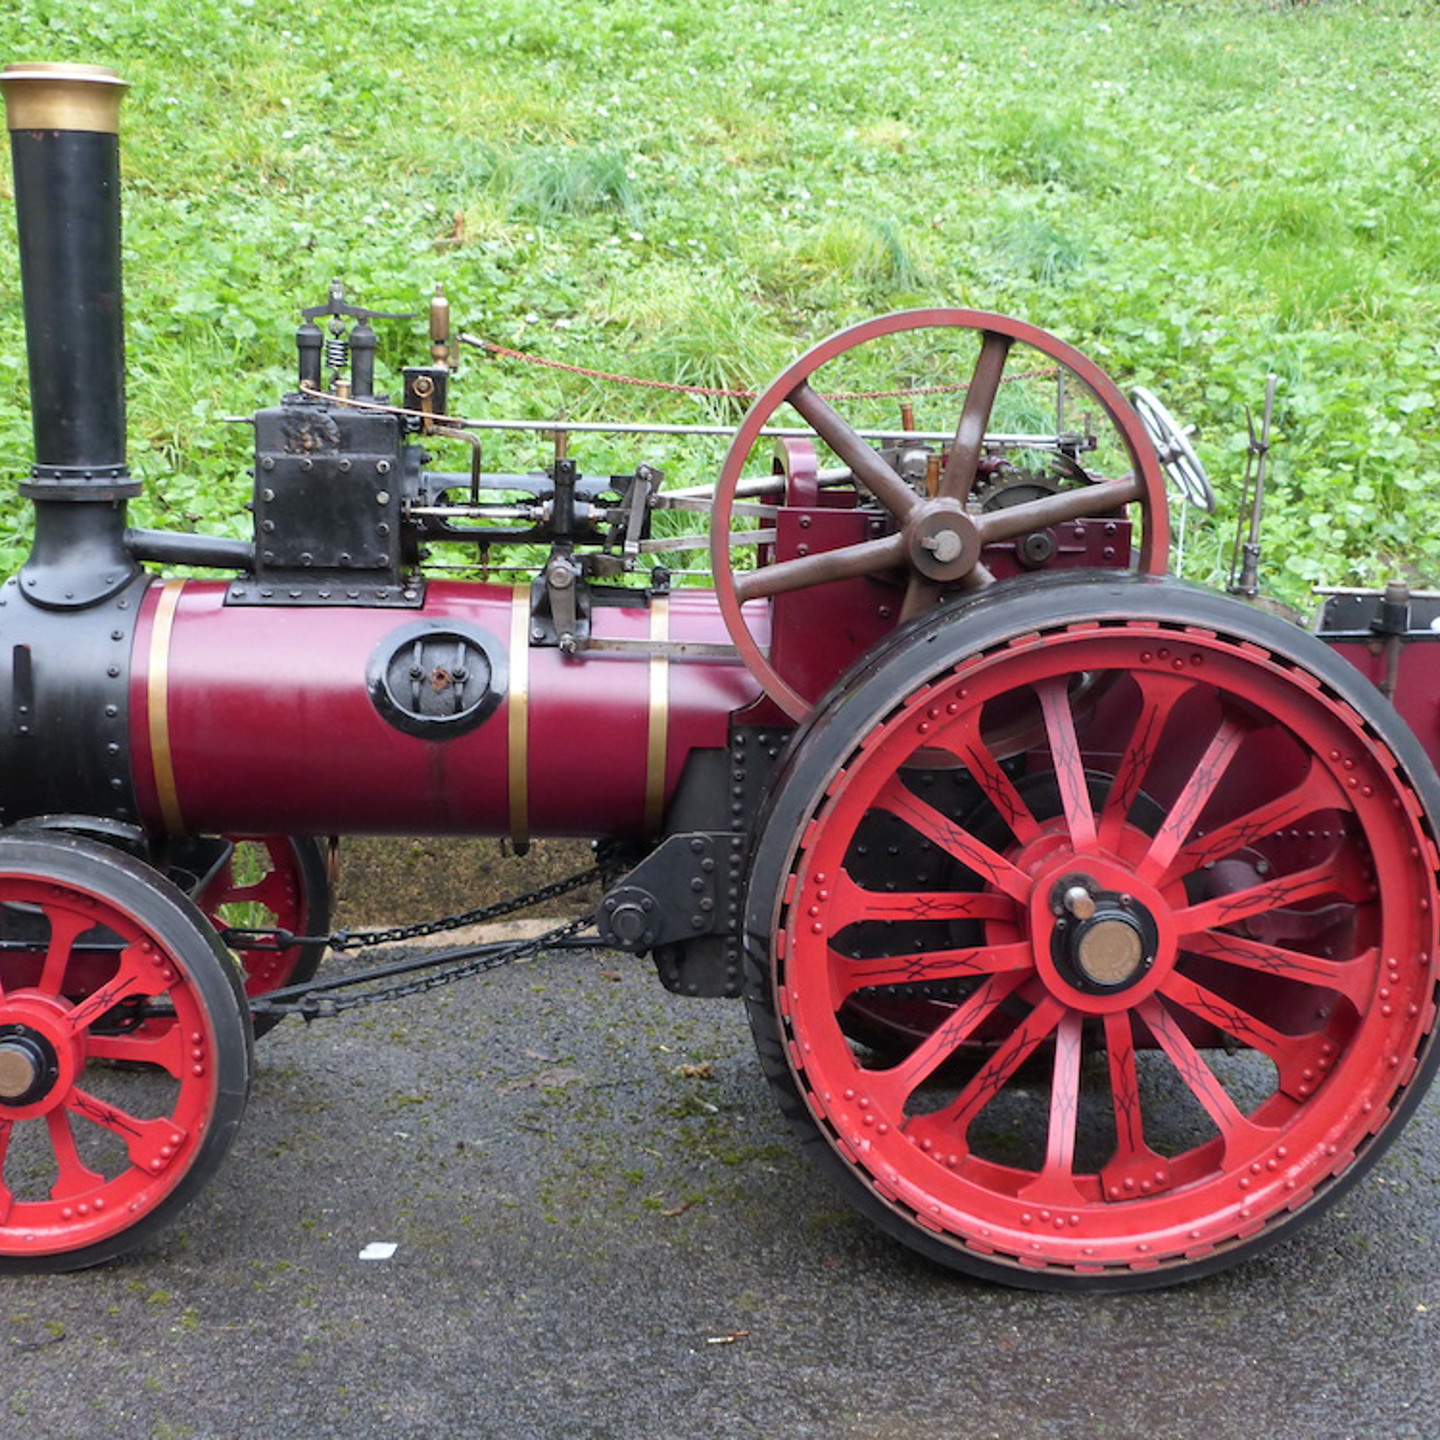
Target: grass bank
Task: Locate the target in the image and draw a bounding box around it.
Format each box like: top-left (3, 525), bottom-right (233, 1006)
top-left (0, 0), bottom-right (1436, 602)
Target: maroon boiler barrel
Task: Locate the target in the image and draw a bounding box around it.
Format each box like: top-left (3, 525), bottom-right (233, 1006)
top-left (127, 578), bottom-right (761, 840)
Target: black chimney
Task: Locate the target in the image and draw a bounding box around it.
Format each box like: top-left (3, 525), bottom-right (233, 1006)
top-left (2, 62), bottom-right (139, 606)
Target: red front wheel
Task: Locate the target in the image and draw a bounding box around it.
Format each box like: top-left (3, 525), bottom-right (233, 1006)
top-left (191, 836), bottom-right (330, 1037)
top-left (745, 574), bottom-right (1440, 1289)
top-left (0, 835), bottom-right (252, 1272)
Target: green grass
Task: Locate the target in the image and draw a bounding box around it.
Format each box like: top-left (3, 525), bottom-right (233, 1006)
top-left (0, 0), bottom-right (1437, 601)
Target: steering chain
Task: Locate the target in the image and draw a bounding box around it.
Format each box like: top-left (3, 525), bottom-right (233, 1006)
top-left (215, 865), bottom-right (606, 1021)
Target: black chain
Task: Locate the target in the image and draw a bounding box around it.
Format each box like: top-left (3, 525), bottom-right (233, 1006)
top-left (248, 911), bottom-right (599, 1020)
top-left (216, 865), bottom-right (606, 1022)
top-left (221, 865), bottom-right (604, 953)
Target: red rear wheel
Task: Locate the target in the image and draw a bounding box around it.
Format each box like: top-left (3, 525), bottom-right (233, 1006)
top-left (745, 575), bottom-right (1440, 1289)
top-left (0, 835), bottom-right (251, 1271)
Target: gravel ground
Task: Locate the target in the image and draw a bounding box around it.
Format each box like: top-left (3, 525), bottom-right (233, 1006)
top-left (5, 944), bottom-right (1440, 1439)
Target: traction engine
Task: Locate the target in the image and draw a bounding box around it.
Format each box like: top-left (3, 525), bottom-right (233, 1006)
top-left (1, 63), bottom-right (1438, 1292)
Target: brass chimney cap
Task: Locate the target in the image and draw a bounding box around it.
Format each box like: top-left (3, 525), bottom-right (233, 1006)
top-left (2, 62), bottom-right (128, 134)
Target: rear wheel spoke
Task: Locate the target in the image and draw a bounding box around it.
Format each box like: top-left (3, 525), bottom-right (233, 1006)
top-left (875, 777), bottom-right (1031, 901)
top-left (834, 940), bottom-right (1033, 999)
top-left (1176, 857), bottom-right (1362, 933)
top-left (827, 872), bottom-right (1016, 929)
top-left (1138, 715), bottom-right (1245, 881)
top-left (932, 995), bottom-right (1067, 1135)
top-left (1097, 672), bottom-right (1189, 849)
top-left (1167, 759), bottom-right (1349, 878)
top-left (1020, 1010), bottom-right (1085, 1204)
top-left (1139, 998), bottom-right (1269, 1160)
top-left (1036, 678), bottom-right (1095, 849)
top-left (868, 971), bottom-right (1031, 1111)
top-left (1180, 927), bottom-right (1373, 1010)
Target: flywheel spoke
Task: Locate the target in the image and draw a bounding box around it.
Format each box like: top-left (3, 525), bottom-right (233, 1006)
top-left (733, 530), bottom-right (907, 603)
top-left (938, 330), bottom-right (1012, 503)
top-left (785, 381), bottom-right (920, 522)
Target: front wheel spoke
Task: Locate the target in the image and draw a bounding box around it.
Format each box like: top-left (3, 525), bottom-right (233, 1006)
top-left (932, 994), bottom-right (1067, 1134)
top-left (1138, 715), bottom-right (1245, 881)
top-left (1036, 677), bottom-right (1095, 848)
top-left (1168, 759), bottom-right (1349, 877)
top-left (62, 943), bottom-right (154, 1037)
top-left (38, 909), bottom-right (93, 997)
top-left (66, 1087), bottom-right (183, 1171)
top-left (868, 970), bottom-right (1030, 1110)
top-left (86, 1024), bottom-right (190, 1079)
top-left (733, 531), bottom-right (907, 603)
top-left (1020, 1010), bottom-right (1085, 1203)
top-left (1179, 927), bottom-right (1372, 1010)
top-left (1097, 672), bottom-right (1189, 849)
top-left (835, 940), bottom-right (1033, 999)
top-left (1175, 858), bottom-right (1359, 934)
top-left (938, 330), bottom-right (1012, 502)
top-left (45, 1109), bottom-right (106, 1200)
top-left (1139, 997), bottom-right (1268, 1159)
top-left (875, 778), bottom-right (1032, 901)
top-left (0, 1120), bottom-right (12, 1222)
top-left (215, 867), bottom-right (288, 919)
top-left (828, 871), bottom-right (1018, 929)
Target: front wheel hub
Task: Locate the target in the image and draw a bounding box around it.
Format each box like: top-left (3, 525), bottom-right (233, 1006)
top-left (0, 1025), bottom-right (60, 1109)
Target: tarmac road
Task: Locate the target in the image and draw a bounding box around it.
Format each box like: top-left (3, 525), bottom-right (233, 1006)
top-left (5, 943), bottom-right (1440, 1439)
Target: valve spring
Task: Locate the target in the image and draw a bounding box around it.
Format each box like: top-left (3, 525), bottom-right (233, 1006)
top-left (325, 335), bottom-right (350, 373)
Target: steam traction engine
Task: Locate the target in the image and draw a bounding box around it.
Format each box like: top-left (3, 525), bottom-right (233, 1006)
top-left (1, 63), bottom-right (1438, 1292)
